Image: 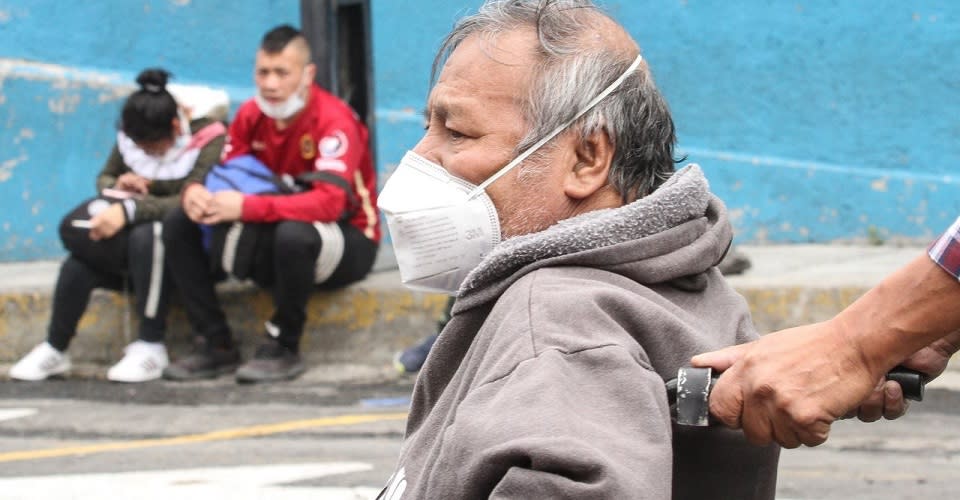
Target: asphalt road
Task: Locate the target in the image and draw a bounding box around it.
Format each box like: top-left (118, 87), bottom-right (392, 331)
top-left (1, 369), bottom-right (959, 499)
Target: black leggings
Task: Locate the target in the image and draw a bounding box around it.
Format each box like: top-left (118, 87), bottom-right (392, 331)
top-left (163, 207), bottom-right (378, 352)
top-left (47, 222), bottom-right (173, 351)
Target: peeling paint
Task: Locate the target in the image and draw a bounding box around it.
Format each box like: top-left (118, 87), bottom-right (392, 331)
top-left (870, 177), bottom-right (888, 192)
top-left (48, 93), bottom-right (82, 114)
top-left (98, 88), bottom-right (133, 103)
top-left (0, 58), bottom-right (129, 90)
top-left (13, 128), bottom-right (35, 145)
top-left (0, 154), bottom-right (26, 182)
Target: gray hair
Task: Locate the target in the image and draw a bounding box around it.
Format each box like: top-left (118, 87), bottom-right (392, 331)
top-left (432, 0), bottom-right (679, 201)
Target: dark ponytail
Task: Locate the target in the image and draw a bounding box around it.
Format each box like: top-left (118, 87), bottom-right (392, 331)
top-left (120, 68), bottom-right (178, 143)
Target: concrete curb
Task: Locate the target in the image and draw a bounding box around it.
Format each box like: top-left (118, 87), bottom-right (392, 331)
top-left (0, 269), bottom-right (449, 367)
top-left (4, 245), bottom-right (956, 377)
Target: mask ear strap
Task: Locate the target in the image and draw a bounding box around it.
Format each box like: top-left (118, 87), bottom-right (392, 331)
top-left (177, 109), bottom-right (191, 137)
top-left (469, 53), bottom-right (644, 200)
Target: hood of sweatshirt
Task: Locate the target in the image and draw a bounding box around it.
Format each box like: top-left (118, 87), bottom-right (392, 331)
top-left (456, 164), bottom-right (732, 311)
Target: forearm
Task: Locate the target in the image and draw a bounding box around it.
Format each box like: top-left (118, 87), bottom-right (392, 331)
top-left (130, 195), bottom-right (180, 224)
top-left (837, 254), bottom-right (960, 379)
top-left (96, 145), bottom-right (125, 192)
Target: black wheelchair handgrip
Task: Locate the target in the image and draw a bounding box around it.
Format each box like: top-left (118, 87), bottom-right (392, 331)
top-left (886, 366), bottom-right (926, 402)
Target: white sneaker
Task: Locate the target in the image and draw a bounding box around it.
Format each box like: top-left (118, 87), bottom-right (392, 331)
top-left (9, 342), bottom-right (71, 381)
top-left (107, 341), bottom-right (169, 383)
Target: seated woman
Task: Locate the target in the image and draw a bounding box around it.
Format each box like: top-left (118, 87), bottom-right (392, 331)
top-left (9, 68), bottom-right (226, 383)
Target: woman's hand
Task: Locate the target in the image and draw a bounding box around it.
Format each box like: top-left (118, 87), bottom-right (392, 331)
top-left (88, 203), bottom-right (126, 240)
top-left (115, 173), bottom-right (151, 194)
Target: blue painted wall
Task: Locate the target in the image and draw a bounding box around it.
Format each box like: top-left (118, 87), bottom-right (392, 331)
top-left (373, 0), bottom-right (960, 245)
top-left (1, 1), bottom-right (958, 261)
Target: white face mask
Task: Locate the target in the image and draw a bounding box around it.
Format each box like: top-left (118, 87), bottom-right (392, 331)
top-left (151, 110), bottom-right (192, 163)
top-left (378, 54), bottom-right (644, 294)
top-left (254, 73), bottom-right (309, 120)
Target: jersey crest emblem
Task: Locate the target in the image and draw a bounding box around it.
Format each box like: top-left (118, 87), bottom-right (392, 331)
top-left (300, 134), bottom-right (316, 160)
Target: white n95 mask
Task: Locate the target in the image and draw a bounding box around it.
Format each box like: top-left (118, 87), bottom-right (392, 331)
top-left (378, 53), bottom-right (644, 294)
top-left (377, 151), bottom-right (502, 294)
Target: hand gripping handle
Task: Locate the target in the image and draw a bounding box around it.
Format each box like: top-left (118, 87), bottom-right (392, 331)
top-left (666, 366), bottom-right (927, 426)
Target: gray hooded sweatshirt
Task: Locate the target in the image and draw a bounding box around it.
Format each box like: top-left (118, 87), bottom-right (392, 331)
top-left (379, 165), bottom-right (780, 500)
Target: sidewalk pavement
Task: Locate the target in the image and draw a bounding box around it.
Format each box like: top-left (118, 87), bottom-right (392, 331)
top-left (2, 244), bottom-right (958, 386)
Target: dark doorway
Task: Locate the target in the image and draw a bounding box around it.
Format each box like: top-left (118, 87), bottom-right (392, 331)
top-left (300, 0), bottom-right (374, 127)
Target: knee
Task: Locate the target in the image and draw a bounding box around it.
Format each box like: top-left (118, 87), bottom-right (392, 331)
top-left (274, 221), bottom-right (320, 258)
top-left (127, 223), bottom-right (157, 256)
top-left (161, 207), bottom-right (192, 246)
top-left (60, 255), bottom-right (96, 278)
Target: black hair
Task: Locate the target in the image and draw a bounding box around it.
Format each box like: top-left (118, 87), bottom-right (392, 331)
top-left (120, 68), bottom-right (178, 143)
top-left (261, 24), bottom-right (304, 54)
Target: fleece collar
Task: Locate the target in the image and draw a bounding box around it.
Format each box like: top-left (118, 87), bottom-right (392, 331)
top-left (458, 164), bottom-right (726, 303)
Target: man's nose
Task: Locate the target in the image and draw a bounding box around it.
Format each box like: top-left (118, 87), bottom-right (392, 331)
top-left (260, 74), bottom-right (279, 92)
top-left (411, 135), bottom-right (442, 165)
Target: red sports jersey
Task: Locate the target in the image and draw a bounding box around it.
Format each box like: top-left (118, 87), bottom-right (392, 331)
top-left (224, 83), bottom-right (380, 242)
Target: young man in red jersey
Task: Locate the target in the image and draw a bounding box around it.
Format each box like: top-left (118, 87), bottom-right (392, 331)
top-left (162, 25), bottom-right (380, 383)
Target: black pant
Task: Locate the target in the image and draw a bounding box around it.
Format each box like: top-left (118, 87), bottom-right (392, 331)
top-left (162, 207), bottom-right (378, 352)
top-left (47, 222), bottom-right (172, 351)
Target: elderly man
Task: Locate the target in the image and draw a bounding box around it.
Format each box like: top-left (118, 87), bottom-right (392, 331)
top-left (376, 1), bottom-right (779, 499)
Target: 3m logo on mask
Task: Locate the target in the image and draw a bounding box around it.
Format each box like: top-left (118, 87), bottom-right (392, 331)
top-left (464, 227), bottom-right (483, 241)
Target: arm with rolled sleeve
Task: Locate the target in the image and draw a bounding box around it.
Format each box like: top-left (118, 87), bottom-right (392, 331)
top-left (928, 215), bottom-right (960, 279)
top-left (694, 215), bottom-right (960, 448)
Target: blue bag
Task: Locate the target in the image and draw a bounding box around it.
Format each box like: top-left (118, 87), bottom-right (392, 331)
top-left (204, 154), bottom-right (294, 195)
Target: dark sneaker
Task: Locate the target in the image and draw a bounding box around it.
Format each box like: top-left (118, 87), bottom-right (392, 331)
top-left (162, 337), bottom-right (240, 381)
top-left (393, 334), bottom-right (438, 374)
top-left (235, 340), bottom-right (305, 384)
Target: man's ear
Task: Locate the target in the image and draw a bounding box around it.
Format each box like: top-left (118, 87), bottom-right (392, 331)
top-left (303, 63), bottom-right (317, 84)
top-left (563, 128), bottom-right (614, 200)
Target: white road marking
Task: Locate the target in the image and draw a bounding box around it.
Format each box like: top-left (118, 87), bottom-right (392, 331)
top-left (0, 408), bottom-right (37, 422)
top-left (0, 462), bottom-right (380, 500)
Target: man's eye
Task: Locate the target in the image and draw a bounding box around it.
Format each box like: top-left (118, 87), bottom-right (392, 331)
top-left (448, 129), bottom-right (467, 140)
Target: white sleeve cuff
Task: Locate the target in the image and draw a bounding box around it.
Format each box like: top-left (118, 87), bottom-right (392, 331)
top-left (122, 199), bottom-right (137, 222)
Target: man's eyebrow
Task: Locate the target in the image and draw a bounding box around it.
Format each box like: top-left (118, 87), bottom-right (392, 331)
top-left (422, 101), bottom-right (453, 123)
